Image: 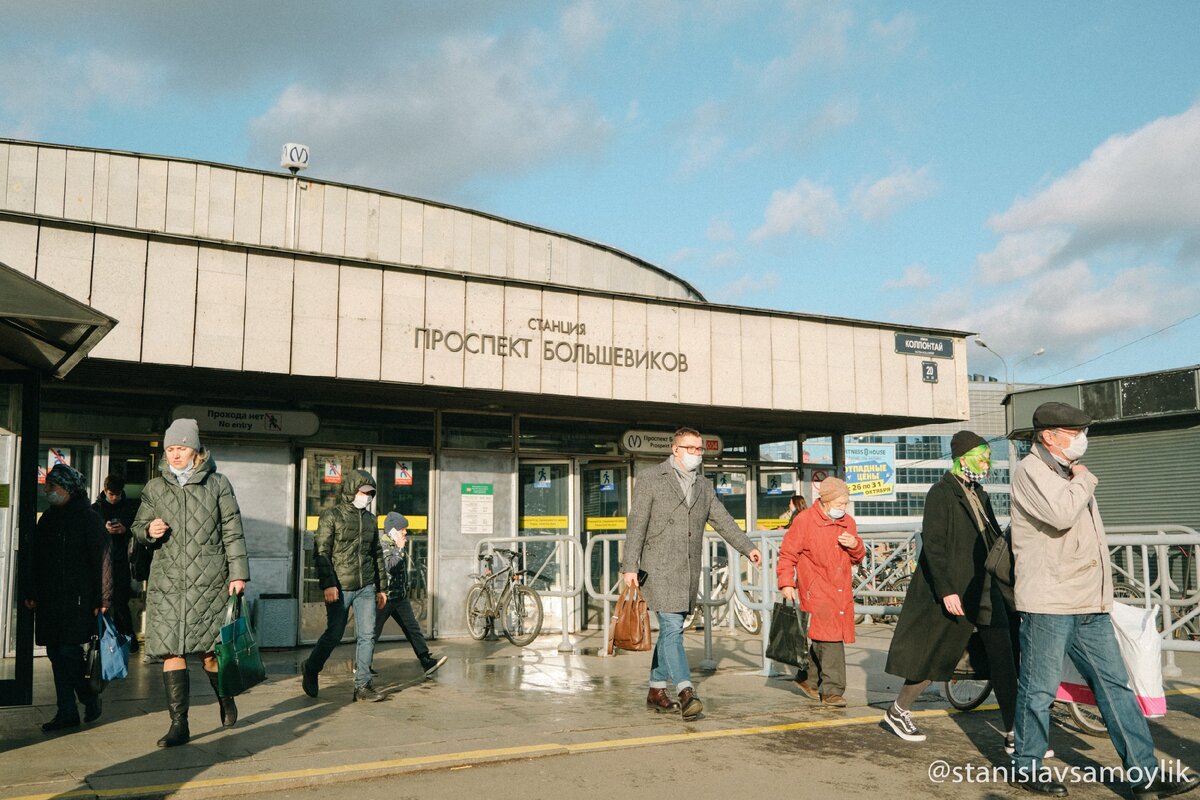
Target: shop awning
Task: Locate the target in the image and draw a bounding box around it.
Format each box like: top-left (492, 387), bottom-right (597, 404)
top-left (0, 260), bottom-right (116, 378)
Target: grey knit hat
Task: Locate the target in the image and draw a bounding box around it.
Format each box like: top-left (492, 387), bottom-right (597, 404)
top-left (164, 418), bottom-right (201, 450)
top-left (384, 511), bottom-right (409, 533)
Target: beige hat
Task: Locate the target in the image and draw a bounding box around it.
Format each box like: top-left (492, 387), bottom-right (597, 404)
top-left (818, 476), bottom-right (849, 503)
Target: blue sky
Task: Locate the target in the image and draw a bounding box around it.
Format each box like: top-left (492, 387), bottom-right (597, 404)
top-left (3, 1), bottom-right (1199, 385)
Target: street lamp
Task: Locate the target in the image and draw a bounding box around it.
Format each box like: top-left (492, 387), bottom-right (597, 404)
top-left (974, 340), bottom-right (1045, 388)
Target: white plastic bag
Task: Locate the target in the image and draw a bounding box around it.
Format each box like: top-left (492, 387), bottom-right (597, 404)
top-left (1055, 602), bottom-right (1165, 717)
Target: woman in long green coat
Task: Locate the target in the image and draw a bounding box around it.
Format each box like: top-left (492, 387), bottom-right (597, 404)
top-left (133, 419), bottom-right (249, 748)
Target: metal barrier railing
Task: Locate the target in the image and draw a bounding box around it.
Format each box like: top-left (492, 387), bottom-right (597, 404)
top-left (474, 535), bottom-right (586, 653)
top-left (1103, 527), bottom-right (1200, 675)
top-left (583, 531), bottom-right (737, 664)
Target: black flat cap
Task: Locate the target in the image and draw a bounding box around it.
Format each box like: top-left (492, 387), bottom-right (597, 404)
top-left (951, 430), bottom-right (989, 460)
top-left (1032, 401), bottom-right (1092, 430)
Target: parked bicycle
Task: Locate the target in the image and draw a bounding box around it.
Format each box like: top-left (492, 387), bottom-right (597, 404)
top-left (682, 554), bottom-right (762, 634)
top-left (465, 547), bottom-right (545, 646)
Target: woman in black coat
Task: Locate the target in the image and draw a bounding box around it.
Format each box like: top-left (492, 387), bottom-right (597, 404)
top-left (24, 464), bottom-right (112, 733)
top-left (882, 431), bottom-right (1018, 749)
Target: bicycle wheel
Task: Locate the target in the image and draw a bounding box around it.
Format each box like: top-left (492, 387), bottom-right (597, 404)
top-left (465, 584), bottom-right (491, 640)
top-left (944, 678), bottom-right (992, 711)
top-left (1067, 701), bottom-right (1109, 736)
top-left (874, 577), bottom-right (908, 624)
top-left (503, 585), bottom-right (544, 646)
top-left (733, 597), bottom-right (762, 635)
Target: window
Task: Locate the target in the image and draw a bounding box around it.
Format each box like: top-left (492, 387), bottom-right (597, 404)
top-left (440, 412), bottom-right (513, 450)
top-left (518, 417), bottom-right (626, 454)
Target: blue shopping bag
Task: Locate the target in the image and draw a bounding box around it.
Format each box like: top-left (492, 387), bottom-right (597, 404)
top-left (98, 612), bottom-right (130, 682)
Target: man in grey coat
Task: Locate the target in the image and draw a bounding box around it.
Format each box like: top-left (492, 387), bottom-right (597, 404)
top-left (621, 427), bottom-right (762, 719)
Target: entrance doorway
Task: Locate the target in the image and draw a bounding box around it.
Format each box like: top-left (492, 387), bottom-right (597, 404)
top-left (372, 454), bottom-right (433, 635)
top-left (579, 461), bottom-right (629, 628)
top-left (299, 449), bottom-right (362, 643)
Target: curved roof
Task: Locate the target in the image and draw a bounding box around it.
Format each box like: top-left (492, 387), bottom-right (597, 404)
top-left (0, 139), bottom-right (704, 302)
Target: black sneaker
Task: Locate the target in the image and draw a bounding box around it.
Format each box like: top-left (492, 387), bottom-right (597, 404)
top-left (1131, 774), bottom-right (1199, 800)
top-left (421, 655), bottom-right (447, 677)
top-left (353, 682), bottom-right (385, 702)
top-left (883, 703), bottom-right (926, 742)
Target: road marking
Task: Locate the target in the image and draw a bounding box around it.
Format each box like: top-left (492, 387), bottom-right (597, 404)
top-left (9, 686), bottom-right (1200, 800)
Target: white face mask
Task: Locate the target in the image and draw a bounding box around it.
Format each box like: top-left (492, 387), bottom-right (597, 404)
top-left (680, 452), bottom-right (703, 472)
top-left (1061, 430), bottom-right (1088, 461)
top-left (827, 507), bottom-right (846, 519)
top-left (352, 493), bottom-right (373, 510)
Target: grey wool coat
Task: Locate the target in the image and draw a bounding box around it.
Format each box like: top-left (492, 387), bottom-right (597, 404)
top-left (620, 457), bottom-right (756, 613)
top-left (133, 453), bottom-right (250, 656)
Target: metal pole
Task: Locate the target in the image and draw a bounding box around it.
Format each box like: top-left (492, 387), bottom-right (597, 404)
top-left (558, 538), bottom-right (575, 653)
top-left (1157, 540), bottom-right (1182, 677)
top-left (700, 543), bottom-right (715, 671)
top-left (600, 539), bottom-right (612, 657)
top-left (759, 535), bottom-right (777, 677)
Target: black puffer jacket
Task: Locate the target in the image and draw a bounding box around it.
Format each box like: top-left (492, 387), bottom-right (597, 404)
top-left (133, 453), bottom-right (250, 656)
top-left (28, 493), bottom-right (113, 646)
top-left (315, 470), bottom-right (386, 594)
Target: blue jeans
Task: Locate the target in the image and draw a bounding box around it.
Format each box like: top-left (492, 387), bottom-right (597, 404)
top-left (1014, 612), bottom-right (1156, 777)
top-left (306, 584), bottom-right (378, 689)
top-left (649, 611), bottom-right (692, 691)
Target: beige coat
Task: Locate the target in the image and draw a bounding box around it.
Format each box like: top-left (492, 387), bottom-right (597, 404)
top-left (1010, 446), bottom-right (1113, 614)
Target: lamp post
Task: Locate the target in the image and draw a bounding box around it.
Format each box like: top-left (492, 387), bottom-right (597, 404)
top-left (974, 340), bottom-right (1045, 389)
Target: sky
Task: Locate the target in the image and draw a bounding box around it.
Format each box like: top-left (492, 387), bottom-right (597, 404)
top-left (3, 1), bottom-right (1199, 386)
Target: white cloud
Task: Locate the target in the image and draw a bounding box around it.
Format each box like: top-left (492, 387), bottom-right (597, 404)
top-left (706, 218), bottom-right (736, 242)
top-left (560, 1), bottom-right (609, 55)
top-left (0, 47), bottom-right (158, 135)
top-left (249, 33), bottom-right (611, 197)
top-left (990, 102), bottom-right (1200, 247)
top-left (713, 271), bottom-right (780, 303)
top-left (708, 249), bottom-right (738, 269)
top-left (974, 229), bottom-right (1071, 285)
top-left (759, 4), bottom-right (853, 89)
top-left (750, 179), bottom-right (841, 241)
top-left (852, 165), bottom-right (937, 221)
top-left (883, 263), bottom-right (936, 290)
top-left (869, 12), bottom-right (918, 52)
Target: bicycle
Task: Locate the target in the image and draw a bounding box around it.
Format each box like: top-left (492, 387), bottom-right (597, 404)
top-left (682, 555), bottom-right (762, 635)
top-left (943, 677), bottom-right (1109, 736)
top-left (465, 548), bottom-right (545, 646)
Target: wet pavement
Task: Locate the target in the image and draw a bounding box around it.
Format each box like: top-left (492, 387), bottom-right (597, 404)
top-left (1, 624), bottom-right (1197, 800)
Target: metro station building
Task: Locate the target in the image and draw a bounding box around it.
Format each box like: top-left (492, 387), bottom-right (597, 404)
top-left (0, 138), bottom-right (971, 703)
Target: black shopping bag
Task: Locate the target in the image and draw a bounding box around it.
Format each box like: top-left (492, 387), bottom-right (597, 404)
top-left (215, 595), bottom-right (267, 697)
top-left (765, 601), bottom-right (809, 669)
top-left (82, 631), bottom-right (106, 696)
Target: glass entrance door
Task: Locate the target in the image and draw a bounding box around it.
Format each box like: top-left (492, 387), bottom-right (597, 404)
top-left (757, 468), bottom-right (799, 531)
top-left (518, 461), bottom-right (571, 630)
top-left (373, 455), bottom-right (432, 633)
top-left (579, 462), bottom-right (629, 628)
top-left (0, 374), bottom-right (37, 705)
top-left (300, 449), bottom-right (362, 643)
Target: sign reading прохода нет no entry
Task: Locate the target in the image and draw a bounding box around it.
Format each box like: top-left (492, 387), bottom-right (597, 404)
top-left (894, 333), bottom-right (954, 359)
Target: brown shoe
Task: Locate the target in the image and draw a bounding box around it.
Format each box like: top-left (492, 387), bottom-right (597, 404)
top-left (794, 678), bottom-right (821, 701)
top-left (678, 687), bottom-right (703, 720)
top-left (646, 687), bottom-right (680, 713)
top-left (822, 694), bottom-right (848, 708)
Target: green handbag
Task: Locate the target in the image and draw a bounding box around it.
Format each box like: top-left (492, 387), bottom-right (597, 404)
top-left (215, 594), bottom-right (267, 697)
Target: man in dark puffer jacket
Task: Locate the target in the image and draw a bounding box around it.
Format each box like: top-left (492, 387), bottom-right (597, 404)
top-left (301, 469), bottom-right (388, 702)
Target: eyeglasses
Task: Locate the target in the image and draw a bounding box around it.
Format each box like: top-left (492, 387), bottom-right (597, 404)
top-left (674, 444), bottom-right (703, 454)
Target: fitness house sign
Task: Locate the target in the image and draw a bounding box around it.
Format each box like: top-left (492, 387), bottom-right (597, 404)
top-left (413, 317), bottom-right (691, 373)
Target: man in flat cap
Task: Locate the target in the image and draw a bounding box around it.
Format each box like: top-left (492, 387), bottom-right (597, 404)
top-left (1009, 402), bottom-right (1197, 799)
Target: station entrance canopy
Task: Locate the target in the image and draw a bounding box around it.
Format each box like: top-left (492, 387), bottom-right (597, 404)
top-left (0, 260), bottom-right (115, 378)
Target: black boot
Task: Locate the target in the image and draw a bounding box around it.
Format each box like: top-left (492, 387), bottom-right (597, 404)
top-left (206, 670), bottom-right (237, 727)
top-left (157, 669), bottom-right (190, 747)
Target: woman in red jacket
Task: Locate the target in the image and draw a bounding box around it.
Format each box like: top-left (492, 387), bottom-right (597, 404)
top-left (776, 477), bottom-right (864, 707)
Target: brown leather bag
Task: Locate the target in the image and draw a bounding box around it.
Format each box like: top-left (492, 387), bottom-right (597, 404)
top-left (608, 582), bottom-right (653, 654)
